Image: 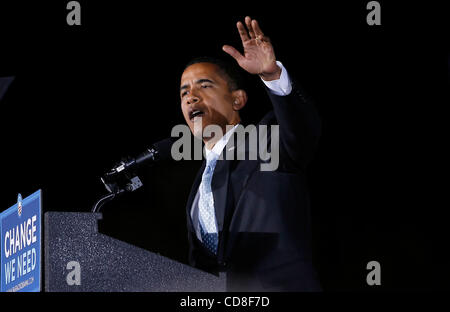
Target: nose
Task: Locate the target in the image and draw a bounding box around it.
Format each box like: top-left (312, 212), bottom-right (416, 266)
top-left (186, 91), bottom-right (200, 105)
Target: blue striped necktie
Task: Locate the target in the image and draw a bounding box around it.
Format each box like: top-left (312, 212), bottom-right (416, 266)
top-left (198, 152), bottom-right (219, 254)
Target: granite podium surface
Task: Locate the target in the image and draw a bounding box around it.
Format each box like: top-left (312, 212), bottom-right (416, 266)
top-left (44, 212), bottom-right (225, 292)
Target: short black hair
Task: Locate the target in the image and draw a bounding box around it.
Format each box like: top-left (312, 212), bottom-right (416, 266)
top-left (184, 56), bottom-right (245, 91)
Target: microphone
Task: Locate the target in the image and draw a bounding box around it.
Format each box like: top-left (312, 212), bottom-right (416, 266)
top-left (93, 137), bottom-right (177, 212)
top-left (103, 137), bottom-right (176, 181)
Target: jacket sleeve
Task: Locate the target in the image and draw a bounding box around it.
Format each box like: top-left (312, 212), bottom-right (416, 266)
top-left (265, 78), bottom-right (322, 171)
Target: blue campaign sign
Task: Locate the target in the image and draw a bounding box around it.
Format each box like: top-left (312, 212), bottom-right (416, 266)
top-left (1, 190), bottom-right (41, 292)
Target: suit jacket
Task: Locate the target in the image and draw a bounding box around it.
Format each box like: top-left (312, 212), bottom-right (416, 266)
top-left (185, 77), bottom-right (322, 291)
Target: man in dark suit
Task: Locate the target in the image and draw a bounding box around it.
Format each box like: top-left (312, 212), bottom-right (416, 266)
top-left (179, 16), bottom-right (322, 291)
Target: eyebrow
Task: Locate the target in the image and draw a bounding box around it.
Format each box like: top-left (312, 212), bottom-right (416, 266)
top-left (180, 78), bottom-right (215, 92)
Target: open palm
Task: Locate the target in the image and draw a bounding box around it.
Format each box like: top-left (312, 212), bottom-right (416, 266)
top-left (223, 16), bottom-right (281, 80)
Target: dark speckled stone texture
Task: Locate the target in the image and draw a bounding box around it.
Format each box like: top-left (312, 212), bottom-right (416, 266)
top-left (44, 212), bottom-right (226, 292)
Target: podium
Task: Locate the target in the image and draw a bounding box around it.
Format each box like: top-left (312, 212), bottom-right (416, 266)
top-left (44, 212), bottom-right (226, 292)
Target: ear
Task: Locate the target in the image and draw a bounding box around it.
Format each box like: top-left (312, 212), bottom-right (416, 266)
top-left (231, 89), bottom-right (247, 112)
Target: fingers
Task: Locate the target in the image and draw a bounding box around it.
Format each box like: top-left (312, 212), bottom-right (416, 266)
top-left (222, 45), bottom-right (244, 63)
top-left (245, 16), bottom-right (256, 39)
top-left (251, 19), bottom-right (264, 38)
top-left (237, 21), bottom-right (250, 43)
top-left (236, 16), bottom-right (265, 43)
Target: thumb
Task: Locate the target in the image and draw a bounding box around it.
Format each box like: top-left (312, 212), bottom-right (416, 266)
top-left (222, 45), bottom-right (244, 63)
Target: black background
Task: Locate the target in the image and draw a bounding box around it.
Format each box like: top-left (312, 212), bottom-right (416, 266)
top-left (0, 0), bottom-right (446, 291)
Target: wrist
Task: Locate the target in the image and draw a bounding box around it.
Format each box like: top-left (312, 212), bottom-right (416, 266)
top-left (259, 65), bottom-right (282, 81)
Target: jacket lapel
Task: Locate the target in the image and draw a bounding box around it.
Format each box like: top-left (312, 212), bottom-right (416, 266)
top-left (185, 127), bottom-right (249, 255)
top-left (211, 130), bottom-right (248, 232)
top-left (211, 157), bottom-right (231, 232)
top-left (185, 161), bottom-right (205, 233)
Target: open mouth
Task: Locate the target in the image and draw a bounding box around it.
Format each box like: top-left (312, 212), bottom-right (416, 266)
top-left (189, 109), bottom-right (205, 121)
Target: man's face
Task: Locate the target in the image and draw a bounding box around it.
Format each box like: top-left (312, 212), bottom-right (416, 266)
top-left (180, 62), bottom-right (237, 139)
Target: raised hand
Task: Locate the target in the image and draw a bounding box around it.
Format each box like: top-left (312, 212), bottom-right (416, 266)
top-left (223, 16), bottom-right (281, 81)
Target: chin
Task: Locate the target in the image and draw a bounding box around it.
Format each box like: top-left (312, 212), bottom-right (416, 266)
top-left (192, 128), bottom-right (203, 139)
top-left (189, 121), bottom-right (203, 139)
top-left (191, 118), bottom-right (208, 138)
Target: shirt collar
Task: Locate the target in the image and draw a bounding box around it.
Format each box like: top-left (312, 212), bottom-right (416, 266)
top-left (204, 124), bottom-right (239, 160)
